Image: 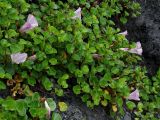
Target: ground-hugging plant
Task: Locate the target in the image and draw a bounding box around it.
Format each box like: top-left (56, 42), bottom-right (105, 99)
top-left (0, 0), bottom-right (159, 119)
top-left (133, 68), bottom-right (160, 120)
top-left (0, 90), bottom-right (61, 120)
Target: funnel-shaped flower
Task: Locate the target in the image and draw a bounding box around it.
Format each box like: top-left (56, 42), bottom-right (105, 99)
top-left (120, 41), bottom-right (142, 55)
top-left (28, 54), bottom-right (36, 61)
top-left (44, 100), bottom-right (51, 119)
top-left (71, 7), bottom-right (81, 20)
top-left (119, 30), bottom-right (128, 36)
top-left (92, 54), bottom-right (102, 59)
top-left (128, 89), bottom-right (140, 101)
top-left (20, 14), bottom-right (38, 33)
top-left (11, 53), bottom-right (28, 64)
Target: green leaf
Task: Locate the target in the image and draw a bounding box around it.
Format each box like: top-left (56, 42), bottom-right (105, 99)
top-left (36, 51), bottom-right (46, 61)
top-left (46, 98), bottom-right (56, 111)
top-left (16, 100), bottom-right (27, 116)
top-left (0, 81), bottom-right (6, 90)
top-left (45, 44), bottom-right (57, 54)
top-left (126, 101), bottom-right (136, 110)
top-left (52, 113), bottom-right (62, 120)
top-left (32, 92), bottom-right (40, 101)
top-left (41, 60), bottom-right (49, 69)
top-left (47, 68), bottom-right (56, 76)
top-left (5, 29), bottom-right (18, 38)
top-left (42, 77), bottom-right (53, 91)
top-left (18, 39), bottom-right (28, 45)
top-left (2, 98), bottom-right (16, 111)
top-left (120, 17), bottom-right (127, 24)
top-left (81, 65), bottom-right (89, 74)
top-left (48, 26), bottom-right (59, 35)
top-left (0, 39), bottom-right (11, 47)
top-left (75, 69), bottom-right (83, 77)
top-left (111, 67), bottom-right (119, 74)
top-left (27, 77), bottom-right (36, 86)
top-left (10, 44), bottom-right (24, 53)
top-left (73, 85), bottom-right (81, 94)
top-left (66, 44), bottom-right (75, 54)
top-left (92, 92), bottom-right (101, 105)
top-left (58, 33), bottom-right (70, 42)
top-left (99, 78), bottom-right (108, 88)
top-left (0, 67), bottom-right (5, 78)
top-left (61, 74), bottom-right (69, 80)
top-left (99, 73), bottom-right (111, 87)
top-left (57, 74), bottom-right (69, 88)
top-left (58, 102), bottom-right (68, 112)
top-left (72, 54), bottom-right (81, 61)
top-left (101, 100), bottom-right (108, 107)
top-left (81, 83), bottom-right (90, 93)
top-left (67, 63), bottom-right (76, 73)
top-left (55, 88), bottom-right (64, 96)
top-left (29, 108), bottom-right (47, 118)
top-left (49, 58), bottom-right (58, 65)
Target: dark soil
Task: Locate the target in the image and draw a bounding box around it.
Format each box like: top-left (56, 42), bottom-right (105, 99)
top-left (126, 0), bottom-right (160, 76)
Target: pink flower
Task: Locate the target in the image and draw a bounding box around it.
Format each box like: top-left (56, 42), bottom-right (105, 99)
top-left (20, 14), bottom-right (38, 33)
top-left (92, 54), bottom-right (102, 59)
top-left (120, 41), bottom-right (143, 55)
top-left (71, 7), bottom-right (81, 20)
top-left (44, 100), bottom-right (51, 119)
top-left (28, 54), bottom-right (36, 61)
top-left (128, 89), bottom-right (140, 101)
top-left (11, 53), bottom-right (28, 64)
top-left (119, 30), bottom-right (128, 36)
top-left (119, 48), bottom-right (129, 51)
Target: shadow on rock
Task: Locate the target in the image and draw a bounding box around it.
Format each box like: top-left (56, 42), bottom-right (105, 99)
top-left (126, 0), bottom-right (160, 76)
top-left (60, 95), bottom-right (112, 120)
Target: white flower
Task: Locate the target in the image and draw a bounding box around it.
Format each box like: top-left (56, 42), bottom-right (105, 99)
top-left (44, 100), bottom-right (51, 119)
top-left (71, 7), bottom-right (81, 20)
top-left (20, 14), bottom-right (38, 33)
top-left (119, 30), bottom-right (128, 36)
top-left (11, 53), bottom-right (28, 64)
top-left (120, 41), bottom-right (143, 55)
top-left (128, 89), bottom-right (140, 101)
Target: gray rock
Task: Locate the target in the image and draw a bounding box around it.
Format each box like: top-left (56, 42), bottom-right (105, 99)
top-left (61, 96), bottom-right (112, 120)
top-left (123, 112), bottom-right (131, 120)
top-left (126, 0), bottom-right (160, 76)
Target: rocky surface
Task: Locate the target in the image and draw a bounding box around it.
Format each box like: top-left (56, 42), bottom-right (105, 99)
top-left (126, 0), bottom-right (160, 76)
top-left (60, 94), bottom-right (112, 120)
top-left (60, 93), bottom-right (135, 120)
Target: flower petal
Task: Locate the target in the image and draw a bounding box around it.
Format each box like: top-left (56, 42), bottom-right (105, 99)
top-left (119, 30), bottom-right (128, 36)
top-left (136, 48), bottom-right (143, 55)
top-left (136, 41), bottom-right (141, 49)
top-left (120, 42), bottom-right (143, 55)
top-left (128, 89), bottom-right (140, 101)
top-left (11, 53), bottom-right (28, 64)
top-left (19, 14), bottom-right (38, 33)
top-left (44, 100), bottom-right (51, 118)
top-left (19, 22), bottom-right (32, 33)
top-left (28, 54), bottom-right (36, 61)
top-left (27, 14), bottom-right (38, 27)
top-left (120, 48), bottom-right (129, 51)
top-left (71, 7), bottom-right (81, 20)
top-left (92, 54), bottom-right (102, 59)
